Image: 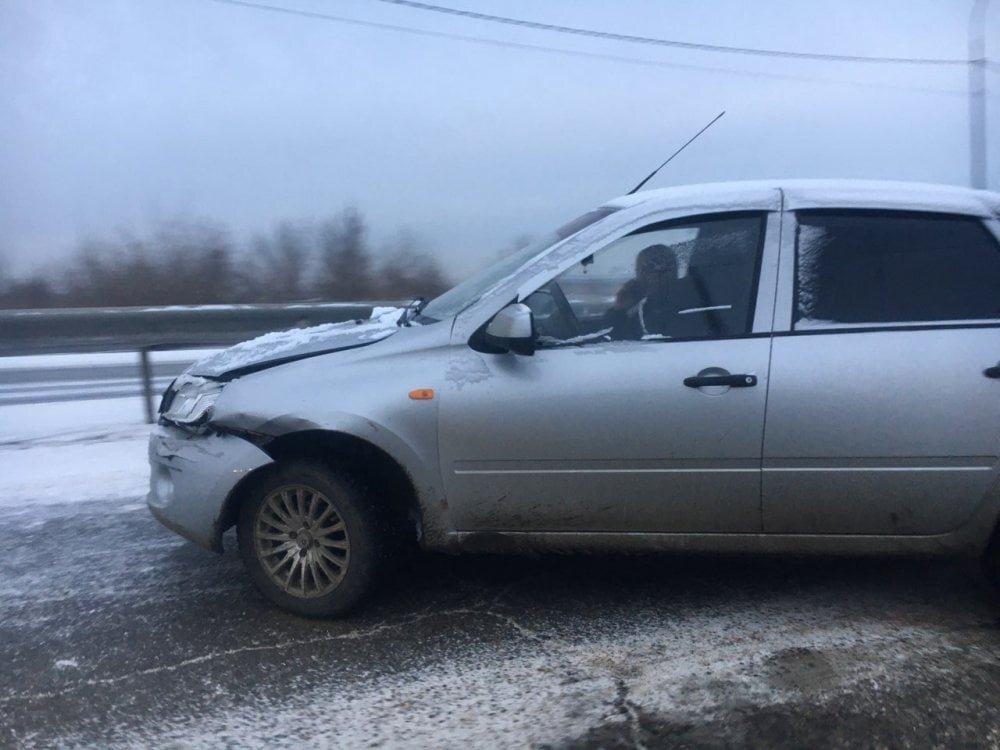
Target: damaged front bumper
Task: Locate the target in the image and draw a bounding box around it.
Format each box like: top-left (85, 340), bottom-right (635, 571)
top-left (147, 422), bottom-right (274, 552)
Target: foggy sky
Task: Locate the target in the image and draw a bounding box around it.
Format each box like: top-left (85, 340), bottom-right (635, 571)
top-left (1, 0), bottom-right (997, 281)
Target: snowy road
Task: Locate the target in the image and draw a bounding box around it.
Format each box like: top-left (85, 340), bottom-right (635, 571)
top-left (2, 385), bottom-right (1000, 747)
top-left (0, 351), bottom-right (214, 406)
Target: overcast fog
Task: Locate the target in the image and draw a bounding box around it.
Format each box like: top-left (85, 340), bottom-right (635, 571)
top-left (1, 0), bottom-right (997, 283)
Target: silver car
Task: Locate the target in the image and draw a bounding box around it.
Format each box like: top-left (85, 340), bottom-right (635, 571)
top-left (149, 180), bottom-right (1000, 617)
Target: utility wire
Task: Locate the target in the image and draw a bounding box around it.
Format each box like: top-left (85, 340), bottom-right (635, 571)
top-left (374, 0), bottom-right (986, 67)
top-left (209, 0), bottom-right (968, 97)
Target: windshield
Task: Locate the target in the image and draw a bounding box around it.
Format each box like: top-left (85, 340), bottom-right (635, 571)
top-left (418, 207), bottom-right (619, 322)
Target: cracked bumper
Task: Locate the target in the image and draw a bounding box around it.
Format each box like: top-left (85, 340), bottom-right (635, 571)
top-left (147, 423), bottom-right (274, 552)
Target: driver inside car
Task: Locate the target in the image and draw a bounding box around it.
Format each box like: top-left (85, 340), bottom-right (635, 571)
top-left (604, 243), bottom-right (679, 339)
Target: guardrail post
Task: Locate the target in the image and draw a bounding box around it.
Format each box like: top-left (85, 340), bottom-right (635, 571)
top-left (139, 347), bottom-right (155, 424)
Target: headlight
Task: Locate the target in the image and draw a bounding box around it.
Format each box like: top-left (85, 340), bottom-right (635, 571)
top-left (160, 376), bottom-right (224, 425)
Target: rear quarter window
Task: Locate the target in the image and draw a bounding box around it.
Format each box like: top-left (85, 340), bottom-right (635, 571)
top-left (794, 211), bottom-right (1000, 329)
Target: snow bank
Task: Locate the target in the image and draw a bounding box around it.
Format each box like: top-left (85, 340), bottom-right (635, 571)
top-left (0, 397), bottom-right (151, 513)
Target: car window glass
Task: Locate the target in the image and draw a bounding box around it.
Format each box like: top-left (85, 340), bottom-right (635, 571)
top-left (525, 213), bottom-right (765, 344)
top-left (794, 212), bottom-right (1000, 329)
top-left (419, 207), bottom-right (618, 322)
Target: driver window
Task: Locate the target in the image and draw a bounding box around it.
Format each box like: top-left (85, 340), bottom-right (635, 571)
top-left (527, 213), bottom-right (765, 344)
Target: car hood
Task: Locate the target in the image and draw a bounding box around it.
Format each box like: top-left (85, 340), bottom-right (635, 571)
top-left (187, 306), bottom-right (402, 380)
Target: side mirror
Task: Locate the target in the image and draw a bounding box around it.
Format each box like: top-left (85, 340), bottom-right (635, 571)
top-left (484, 303), bottom-right (535, 355)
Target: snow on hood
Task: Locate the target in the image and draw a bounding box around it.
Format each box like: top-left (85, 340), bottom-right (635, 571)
top-left (187, 306), bottom-right (402, 380)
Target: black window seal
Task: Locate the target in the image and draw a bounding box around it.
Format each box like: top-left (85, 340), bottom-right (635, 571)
top-left (774, 320), bottom-right (1000, 338)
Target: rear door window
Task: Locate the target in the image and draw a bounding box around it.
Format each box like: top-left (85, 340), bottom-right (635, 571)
top-left (794, 211), bottom-right (1000, 329)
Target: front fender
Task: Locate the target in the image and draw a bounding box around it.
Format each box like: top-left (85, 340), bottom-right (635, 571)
top-left (211, 409), bottom-right (451, 546)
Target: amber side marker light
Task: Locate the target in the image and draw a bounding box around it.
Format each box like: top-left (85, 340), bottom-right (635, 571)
top-left (408, 388), bottom-right (435, 400)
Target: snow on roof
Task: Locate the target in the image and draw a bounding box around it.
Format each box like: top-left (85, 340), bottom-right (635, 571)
top-left (602, 181), bottom-right (782, 212)
top-left (604, 179), bottom-right (1000, 217)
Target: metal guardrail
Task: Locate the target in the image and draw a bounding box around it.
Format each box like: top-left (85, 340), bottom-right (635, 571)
top-left (0, 303), bottom-right (392, 422)
top-left (0, 303), bottom-right (384, 355)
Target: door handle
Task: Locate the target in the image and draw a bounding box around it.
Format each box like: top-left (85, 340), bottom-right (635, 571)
top-left (684, 373), bottom-right (757, 388)
top-left (986, 365), bottom-right (1000, 379)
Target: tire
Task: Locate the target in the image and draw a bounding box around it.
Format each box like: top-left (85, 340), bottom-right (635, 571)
top-left (237, 461), bottom-right (381, 618)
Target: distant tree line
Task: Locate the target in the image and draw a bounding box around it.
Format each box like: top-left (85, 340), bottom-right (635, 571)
top-left (0, 207), bottom-right (450, 309)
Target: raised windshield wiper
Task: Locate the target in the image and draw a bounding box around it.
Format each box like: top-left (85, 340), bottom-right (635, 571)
top-left (396, 297), bottom-right (426, 327)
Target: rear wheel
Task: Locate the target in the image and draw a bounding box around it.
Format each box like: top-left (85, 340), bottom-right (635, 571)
top-left (237, 461), bottom-right (380, 617)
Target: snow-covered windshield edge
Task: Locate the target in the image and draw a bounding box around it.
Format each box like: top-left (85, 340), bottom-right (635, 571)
top-left (418, 207), bottom-right (620, 323)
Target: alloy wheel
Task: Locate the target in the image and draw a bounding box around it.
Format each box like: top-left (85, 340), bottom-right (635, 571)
top-left (253, 484), bottom-right (350, 598)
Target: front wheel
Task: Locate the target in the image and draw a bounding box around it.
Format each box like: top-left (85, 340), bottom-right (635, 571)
top-left (237, 461), bottom-right (380, 618)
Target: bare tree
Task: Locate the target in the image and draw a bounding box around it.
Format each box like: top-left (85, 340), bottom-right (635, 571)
top-left (0, 276), bottom-right (56, 308)
top-left (57, 220), bottom-right (237, 307)
top-left (375, 229), bottom-right (450, 300)
top-left (151, 219), bottom-right (236, 304)
top-left (62, 236), bottom-right (145, 307)
top-left (317, 207), bottom-right (374, 300)
top-left (249, 221), bottom-right (312, 302)
top-left (0, 206), bottom-right (453, 309)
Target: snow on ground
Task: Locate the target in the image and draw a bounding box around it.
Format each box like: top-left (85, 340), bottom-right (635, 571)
top-left (0, 396), bottom-right (151, 513)
top-left (109, 591), bottom-right (981, 750)
top-left (0, 350), bottom-right (219, 510)
top-left (0, 348), bottom-right (220, 370)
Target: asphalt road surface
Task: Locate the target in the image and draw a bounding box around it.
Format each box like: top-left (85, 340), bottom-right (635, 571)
top-left (2, 492), bottom-right (1000, 749)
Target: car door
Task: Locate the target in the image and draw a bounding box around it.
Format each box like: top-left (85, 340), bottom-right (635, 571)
top-left (439, 211), bottom-right (780, 534)
top-left (763, 209), bottom-right (1000, 535)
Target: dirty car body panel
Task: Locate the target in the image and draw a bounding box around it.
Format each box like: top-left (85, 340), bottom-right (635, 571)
top-left (148, 423), bottom-right (274, 551)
